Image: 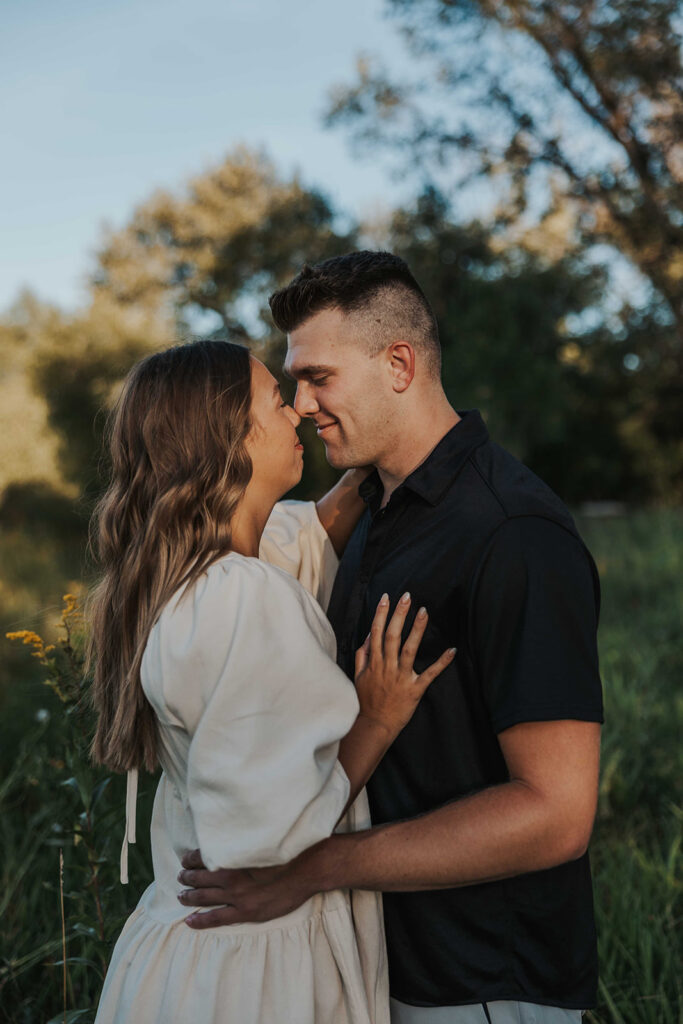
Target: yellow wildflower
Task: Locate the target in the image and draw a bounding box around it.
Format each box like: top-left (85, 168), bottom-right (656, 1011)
top-left (62, 593), bottom-right (81, 617)
top-left (6, 629), bottom-right (57, 661)
top-left (6, 629), bottom-right (44, 647)
top-left (6, 629), bottom-right (49, 658)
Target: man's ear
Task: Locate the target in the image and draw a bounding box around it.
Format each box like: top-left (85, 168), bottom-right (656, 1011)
top-left (387, 342), bottom-right (416, 393)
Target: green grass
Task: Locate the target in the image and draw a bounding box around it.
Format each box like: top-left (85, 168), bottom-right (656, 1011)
top-left (0, 510), bottom-right (681, 1023)
top-left (576, 510), bottom-right (683, 1024)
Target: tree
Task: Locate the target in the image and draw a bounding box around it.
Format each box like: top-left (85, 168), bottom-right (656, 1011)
top-left (91, 147), bottom-right (357, 497)
top-left (7, 150), bottom-right (355, 512)
top-left (93, 146), bottom-right (357, 344)
top-left (327, 0), bottom-right (683, 499)
top-left (0, 293), bottom-right (67, 496)
top-left (327, 0), bottom-right (683, 343)
top-left (383, 187), bottom-right (654, 500)
top-left (28, 297), bottom-right (170, 503)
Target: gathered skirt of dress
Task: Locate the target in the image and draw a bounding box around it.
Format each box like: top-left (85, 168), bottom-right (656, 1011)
top-left (96, 883), bottom-right (386, 1024)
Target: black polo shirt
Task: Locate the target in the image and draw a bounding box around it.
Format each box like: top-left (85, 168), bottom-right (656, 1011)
top-left (327, 410), bottom-right (604, 1010)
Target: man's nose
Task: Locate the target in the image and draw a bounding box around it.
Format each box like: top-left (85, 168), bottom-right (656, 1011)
top-left (293, 384), bottom-right (319, 418)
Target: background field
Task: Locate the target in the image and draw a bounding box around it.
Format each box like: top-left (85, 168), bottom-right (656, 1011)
top-left (0, 508), bottom-right (681, 1023)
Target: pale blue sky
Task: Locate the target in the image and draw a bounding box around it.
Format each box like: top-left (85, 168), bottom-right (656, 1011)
top-left (1, 0), bottom-right (411, 312)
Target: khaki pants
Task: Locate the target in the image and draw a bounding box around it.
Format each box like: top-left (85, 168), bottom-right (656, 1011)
top-left (390, 998), bottom-right (584, 1023)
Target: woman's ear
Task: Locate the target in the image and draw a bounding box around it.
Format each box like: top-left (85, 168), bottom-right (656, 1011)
top-left (387, 341), bottom-right (416, 393)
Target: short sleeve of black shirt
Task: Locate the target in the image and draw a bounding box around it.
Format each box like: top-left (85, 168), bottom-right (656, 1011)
top-left (469, 515), bottom-right (604, 734)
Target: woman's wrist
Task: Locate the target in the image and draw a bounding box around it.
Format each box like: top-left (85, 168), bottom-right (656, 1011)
top-left (315, 466), bottom-right (374, 557)
top-left (337, 712), bottom-right (397, 815)
top-left (355, 711), bottom-right (397, 747)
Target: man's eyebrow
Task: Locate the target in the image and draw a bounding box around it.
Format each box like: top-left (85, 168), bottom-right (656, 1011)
top-left (283, 364), bottom-right (335, 380)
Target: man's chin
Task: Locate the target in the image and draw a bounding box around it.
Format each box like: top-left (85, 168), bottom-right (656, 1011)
top-left (323, 445), bottom-right (356, 471)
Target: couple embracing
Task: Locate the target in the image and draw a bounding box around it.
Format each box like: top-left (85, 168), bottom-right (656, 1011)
top-left (91, 251), bottom-right (603, 1024)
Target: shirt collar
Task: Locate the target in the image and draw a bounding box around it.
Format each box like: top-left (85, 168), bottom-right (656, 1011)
top-left (358, 410), bottom-right (489, 511)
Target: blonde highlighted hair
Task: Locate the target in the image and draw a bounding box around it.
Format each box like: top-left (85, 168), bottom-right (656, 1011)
top-left (88, 340), bottom-right (253, 772)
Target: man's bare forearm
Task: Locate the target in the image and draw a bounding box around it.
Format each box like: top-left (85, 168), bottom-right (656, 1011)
top-left (179, 721), bottom-right (599, 930)
top-left (316, 467), bottom-right (372, 557)
top-left (304, 778), bottom-right (594, 895)
top-left (302, 719), bottom-right (601, 895)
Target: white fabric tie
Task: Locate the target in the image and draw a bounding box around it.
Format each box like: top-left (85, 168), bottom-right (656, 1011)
top-left (120, 767), bottom-right (138, 884)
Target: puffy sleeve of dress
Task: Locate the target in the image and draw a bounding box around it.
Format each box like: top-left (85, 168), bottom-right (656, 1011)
top-left (144, 555), bottom-right (357, 871)
top-left (259, 500), bottom-right (339, 610)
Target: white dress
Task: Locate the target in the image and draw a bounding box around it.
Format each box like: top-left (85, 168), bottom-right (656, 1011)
top-left (95, 501), bottom-right (389, 1024)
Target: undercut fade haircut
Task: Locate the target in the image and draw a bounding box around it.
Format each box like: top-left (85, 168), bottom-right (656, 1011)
top-left (269, 251), bottom-right (441, 380)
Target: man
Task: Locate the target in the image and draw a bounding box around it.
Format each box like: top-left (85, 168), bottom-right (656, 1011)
top-left (178, 251), bottom-right (604, 1023)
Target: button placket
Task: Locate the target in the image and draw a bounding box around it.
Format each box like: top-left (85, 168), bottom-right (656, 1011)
top-left (341, 499), bottom-right (411, 666)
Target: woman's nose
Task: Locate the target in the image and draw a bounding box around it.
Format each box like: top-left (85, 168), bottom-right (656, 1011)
top-left (286, 403), bottom-right (302, 427)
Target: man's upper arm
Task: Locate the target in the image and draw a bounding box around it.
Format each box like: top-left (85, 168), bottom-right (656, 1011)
top-left (468, 516), bottom-right (603, 858)
top-left (498, 719), bottom-right (601, 859)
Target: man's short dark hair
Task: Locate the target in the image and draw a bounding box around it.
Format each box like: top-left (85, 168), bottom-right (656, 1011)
top-left (269, 251), bottom-right (441, 379)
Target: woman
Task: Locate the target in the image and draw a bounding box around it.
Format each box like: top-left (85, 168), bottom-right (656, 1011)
top-left (90, 340), bottom-right (453, 1024)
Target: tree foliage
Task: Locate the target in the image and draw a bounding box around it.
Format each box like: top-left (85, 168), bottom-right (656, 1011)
top-left (0, 294), bottom-right (67, 495)
top-left (383, 187), bottom-right (669, 500)
top-left (3, 145), bottom-right (681, 516)
top-left (328, 0), bottom-right (683, 342)
top-left (93, 147), bottom-right (357, 342)
top-left (327, 0), bottom-right (683, 498)
top-left (3, 149), bottom-right (357, 527)
top-left (84, 147), bottom-right (357, 499)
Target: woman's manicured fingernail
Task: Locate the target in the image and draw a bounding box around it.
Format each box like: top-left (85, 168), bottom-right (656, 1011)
top-left (418, 607), bottom-right (427, 618)
top-left (380, 593), bottom-right (389, 605)
top-left (448, 647), bottom-right (457, 656)
top-left (401, 592), bottom-right (411, 603)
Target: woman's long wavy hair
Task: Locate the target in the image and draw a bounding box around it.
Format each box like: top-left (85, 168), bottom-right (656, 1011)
top-left (88, 340), bottom-right (253, 773)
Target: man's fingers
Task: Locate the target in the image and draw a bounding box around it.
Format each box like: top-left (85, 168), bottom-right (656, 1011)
top-left (399, 607), bottom-right (428, 670)
top-left (177, 867), bottom-right (227, 888)
top-left (178, 887), bottom-right (231, 908)
top-left (418, 647), bottom-right (457, 689)
top-left (181, 849), bottom-right (206, 870)
top-left (384, 593), bottom-right (411, 662)
top-left (369, 594), bottom-right (390, 661)
top-left (185, 906), bottom-right (243, 930)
